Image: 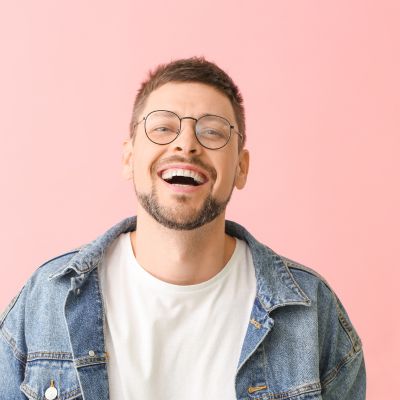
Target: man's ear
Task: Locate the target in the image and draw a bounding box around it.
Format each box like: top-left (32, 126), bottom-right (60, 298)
top-left (122, 138), bottom-right (134, 180)
top-left (235, 149), bottom-right (250, 190)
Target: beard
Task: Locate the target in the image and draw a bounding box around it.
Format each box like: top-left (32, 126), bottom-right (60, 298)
top-left (134, 181), bottom-right (234, 231)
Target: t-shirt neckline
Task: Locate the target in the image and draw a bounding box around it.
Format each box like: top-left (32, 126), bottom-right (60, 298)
top-left (122, 233), bottom-right (241, 294)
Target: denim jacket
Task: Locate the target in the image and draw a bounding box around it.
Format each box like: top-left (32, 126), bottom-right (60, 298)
top-left (0, 217), bottom-right (366, 400)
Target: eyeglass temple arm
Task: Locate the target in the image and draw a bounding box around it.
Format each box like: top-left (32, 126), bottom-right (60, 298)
top-left (231, 126), bottom-right (244, 142)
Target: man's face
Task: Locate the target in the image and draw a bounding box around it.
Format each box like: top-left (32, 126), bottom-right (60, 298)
top-left (123, 82), bottom-right (249, 230)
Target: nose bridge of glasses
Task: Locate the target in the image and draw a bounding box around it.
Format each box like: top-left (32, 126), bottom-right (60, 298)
top-left (178, 116), bottom-right (198, 133)
top-left (176, 116), bottom-right (199, 140)
top-left (172, 116), bottom-right (202, 151)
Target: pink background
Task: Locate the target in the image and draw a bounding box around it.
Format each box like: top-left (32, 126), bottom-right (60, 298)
top-left (1, 1), bottom-right (399, 397)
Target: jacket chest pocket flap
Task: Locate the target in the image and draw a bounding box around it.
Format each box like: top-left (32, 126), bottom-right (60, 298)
top-left (20, 358), bottom-right (82, 400)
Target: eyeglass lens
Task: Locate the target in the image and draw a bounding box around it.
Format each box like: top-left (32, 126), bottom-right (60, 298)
top-left (144, 110), bottom-right (231, 149)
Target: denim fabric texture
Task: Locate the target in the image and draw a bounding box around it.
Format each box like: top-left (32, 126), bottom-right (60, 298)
top-left (0, 216), bottom-right (366, 399)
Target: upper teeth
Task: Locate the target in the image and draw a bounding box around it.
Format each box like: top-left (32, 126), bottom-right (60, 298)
top-left (161, 168), bottom-right (206, 184)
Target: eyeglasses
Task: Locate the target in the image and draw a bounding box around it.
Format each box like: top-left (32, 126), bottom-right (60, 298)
top-left (133, 110), bottom-right (243, 150)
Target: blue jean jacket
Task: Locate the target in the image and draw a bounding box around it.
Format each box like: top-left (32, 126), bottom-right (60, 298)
top-left (0, 217), bottom-right (366, 399)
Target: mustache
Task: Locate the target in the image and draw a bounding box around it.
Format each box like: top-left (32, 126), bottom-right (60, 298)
top-left (153, 155), bottom-right (217, 181)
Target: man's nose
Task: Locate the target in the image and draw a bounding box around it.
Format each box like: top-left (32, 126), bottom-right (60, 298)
top-left (172, 119), bottom-right (202, 154)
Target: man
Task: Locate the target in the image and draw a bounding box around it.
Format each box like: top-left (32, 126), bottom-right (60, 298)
top-left (0, 57), bottom-right (365, 399)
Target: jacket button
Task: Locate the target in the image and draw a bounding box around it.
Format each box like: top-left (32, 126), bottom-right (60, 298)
top-left (248, 385), bottom-right (268, 394)
top-left (88, 350), bottom-right (95, 356)
top-left (45, 380), bottom-right (58, 400)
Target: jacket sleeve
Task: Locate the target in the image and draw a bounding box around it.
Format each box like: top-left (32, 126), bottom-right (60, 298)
top-left (318, 285), bottom-right (366, 399)
top-left (0, 289), bottom-right (28, 399)
top-left (322, 350), bottom-right (366, 400)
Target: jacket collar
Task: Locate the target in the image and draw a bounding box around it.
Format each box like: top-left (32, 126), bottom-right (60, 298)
top-left (49, 216), bottom-right (310, 313)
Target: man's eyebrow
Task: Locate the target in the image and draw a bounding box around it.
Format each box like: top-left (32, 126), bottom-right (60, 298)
top-left (197, 112), bottom-right (233, 120)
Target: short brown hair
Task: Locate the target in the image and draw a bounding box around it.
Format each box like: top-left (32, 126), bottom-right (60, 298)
top-left (129, 57), bottom-right (246, 151)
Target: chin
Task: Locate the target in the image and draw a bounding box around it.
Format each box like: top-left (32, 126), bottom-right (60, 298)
top-left (137, 191), bottom-right (229, 231)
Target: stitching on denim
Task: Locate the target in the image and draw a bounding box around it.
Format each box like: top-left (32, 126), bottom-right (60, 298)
top-left (0, 326), bottom-right (27, 366)
top-left (59, 386), bottom-right (82, 400)
top-left (336, 299), bottom-right (362, 352)
top-left (282, 257), bottom-right (331, 290)
top-left (73, 240), bottom-right (106, 276)
top-left (39, 249), bottom-right (81, 271)
top-left (276, 255), bottom-right (311, 304)
top-left (320, 294), bottom-right (362, 388)
top-left (250, 381), bottom-right (321, 399)
top-left (20, 383), bottom-right (40, 400)
top-left (92, 267), bottom-right (106, 351)
top-left (320, 346), bottom-right (362, 389)
top-left (95, 261), bottom-right (109, 365)
top-left (47, 248), bottom-right (89, 280)
top-left (53, 249), bottom-right (103, 281)
top-left (27, 352), bottom-right (74, 361)
top-left (0, 285), bottom-right (25, 327)
top-left (74, 355), bottom-right (107, 367)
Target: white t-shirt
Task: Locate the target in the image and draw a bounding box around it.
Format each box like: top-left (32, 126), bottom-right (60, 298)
top-left (99, 232), bottom-right (256, 400)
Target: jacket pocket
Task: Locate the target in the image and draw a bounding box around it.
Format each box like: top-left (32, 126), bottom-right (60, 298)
top-left (20, 357), bottom-right (82, 400)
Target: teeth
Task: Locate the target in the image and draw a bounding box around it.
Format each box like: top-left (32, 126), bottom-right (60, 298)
top-left (161, 168), bottom-right (205, 184)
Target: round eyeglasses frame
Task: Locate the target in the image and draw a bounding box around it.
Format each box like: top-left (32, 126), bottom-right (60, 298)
top-left (133, 109), bottom-right (243, 150)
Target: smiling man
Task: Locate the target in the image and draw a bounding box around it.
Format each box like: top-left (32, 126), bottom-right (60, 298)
top-left (0, 58), bottom-right (365, 400)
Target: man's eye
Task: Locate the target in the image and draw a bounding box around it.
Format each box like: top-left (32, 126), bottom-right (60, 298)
top-left (202, 129), bottom-right (224, 137)
top-left (153, 126), bottom-right (175, 133)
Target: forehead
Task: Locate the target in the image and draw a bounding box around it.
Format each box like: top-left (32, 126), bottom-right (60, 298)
top-left (142, 82), bottom-right (236, 121)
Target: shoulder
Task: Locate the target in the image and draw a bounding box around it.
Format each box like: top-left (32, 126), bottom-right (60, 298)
top-left (279, 253), bottom-right (362, 350)
top-left (35, 246), bottom-right (83, 275)
top-left (277, 254), bottom-right (344, 317)
top-left (0, 246), bottom-right (87, 353)
top-left (279, 255), bottom-right (335, 295)
top-left (1, 246), bottom-right (83, 326)
top-left (264, 252), bottom-right (365, 393)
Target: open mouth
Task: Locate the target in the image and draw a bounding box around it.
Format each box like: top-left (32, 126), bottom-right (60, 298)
top-left (159, 168), bottom-right (208, 187)
top-left (163, 175), bottom-right (202, 186)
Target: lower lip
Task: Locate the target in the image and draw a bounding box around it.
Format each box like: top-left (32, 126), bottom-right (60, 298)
top-left (159, 176), bottom-right (207, 193)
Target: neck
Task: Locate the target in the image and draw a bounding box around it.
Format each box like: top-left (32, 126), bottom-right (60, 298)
top-left (130, 208), bottom-right (236, 285)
